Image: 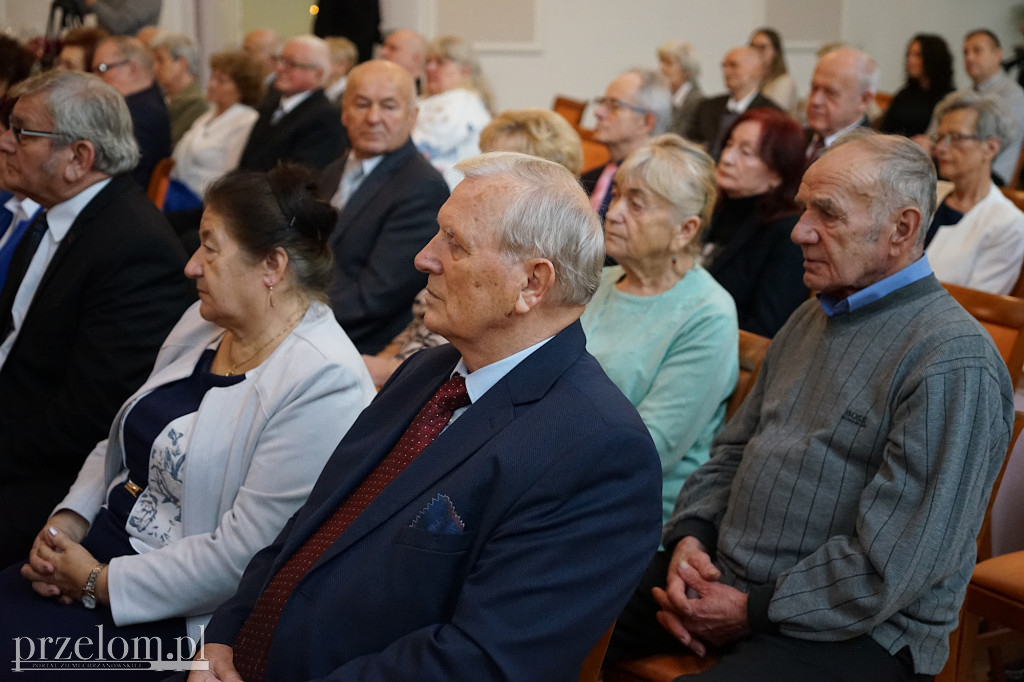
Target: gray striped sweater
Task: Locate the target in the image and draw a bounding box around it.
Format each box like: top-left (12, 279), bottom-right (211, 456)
top-left (665, 275), bottom-right (1014, 675)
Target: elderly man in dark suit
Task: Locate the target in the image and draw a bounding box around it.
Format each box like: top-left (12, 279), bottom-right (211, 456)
top-left (189, 150), bottom-right (662, 682)
top-left (91, 36), bottom-right (170, 188)
top-left (0, 71), bottom-right (192, 566)
top-left (238, 35), bottom-right (344, 172)
top-left (804, 47), bottom-right (877, 162)
top-left (318, 59), bottom-right (449, 354)
top-left (689, 46), bottom-right (782, 159)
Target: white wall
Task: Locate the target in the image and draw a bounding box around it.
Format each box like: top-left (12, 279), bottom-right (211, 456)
top-left (1, 0), bottom-right (1019, 112)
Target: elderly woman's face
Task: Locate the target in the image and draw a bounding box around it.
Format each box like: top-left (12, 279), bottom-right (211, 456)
top-left (933, 108), bottom-right (996, 182)
top-left (658, 55), bottom-right (686, 91)
top-left (425, 55), bottom-right (469, 95)
top-left (717, 121), bottom-right (781, 199)
top-left (207, 69), bottom-right (242, 111)
top-left (604, 177), bottom-right (690, 267)
top-left (184, 208), bottom-right (265, 330)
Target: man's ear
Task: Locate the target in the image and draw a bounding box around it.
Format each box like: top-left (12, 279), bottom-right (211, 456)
top-left (891, 206), bottom-right (922, 254)
top-left (62, 140), bottom-right (97, 183)
top-left (642, 111), bottom-right (658, 135)
top-left (513, 257), bottom-right (556, 314)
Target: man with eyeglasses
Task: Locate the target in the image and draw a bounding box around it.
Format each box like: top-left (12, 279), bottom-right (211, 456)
top-left (581, 68), bottom-right (671, 221)
top-left (92, 35), bottom-right (170, 188)
top-left (238, 35), bottom-right (344, 172)
top-left (0, 70), bottom-right (192, 566)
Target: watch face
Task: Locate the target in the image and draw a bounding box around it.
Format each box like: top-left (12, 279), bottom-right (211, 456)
top-left (82, 594), bottom-right (96, 609)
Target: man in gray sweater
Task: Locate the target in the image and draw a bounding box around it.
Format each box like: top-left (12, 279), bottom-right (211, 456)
top-left (607, 131), bottom-right (1015, 681)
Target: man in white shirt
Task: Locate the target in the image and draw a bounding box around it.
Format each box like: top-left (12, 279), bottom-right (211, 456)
top-left (0, 70), bottom-right (192, 565)
top-left (689, 46), bottom-right (782, 159)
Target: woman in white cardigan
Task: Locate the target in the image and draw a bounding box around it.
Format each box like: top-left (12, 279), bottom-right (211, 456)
top-left (926, 90), bottom-right (1024, 295)
top-left (1, 166), bottom-right (375, 673)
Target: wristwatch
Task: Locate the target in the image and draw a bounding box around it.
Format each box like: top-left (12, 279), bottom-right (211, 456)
top-left (82, 563), bottom-right (106, 609)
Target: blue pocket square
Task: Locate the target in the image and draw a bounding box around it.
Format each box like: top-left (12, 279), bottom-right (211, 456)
top-left (410, 494), bottom-right (465, 535)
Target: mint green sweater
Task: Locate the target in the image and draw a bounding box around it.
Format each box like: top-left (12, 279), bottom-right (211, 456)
top-left (582, 265), bottom-right (738, 522)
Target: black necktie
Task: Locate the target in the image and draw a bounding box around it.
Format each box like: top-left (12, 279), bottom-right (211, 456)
top-left (0, 211), bottom-right (49, 339)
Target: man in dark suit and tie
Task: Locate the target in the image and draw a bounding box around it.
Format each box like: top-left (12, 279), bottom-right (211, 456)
top-left (804, 47), bottom-right (876, 162)
top-left (0, 71), bottom-right (192, 565)
top-left (188, 151), bottom-right (663, 682)
top-left (688, 46), bottom-right (782, 159)
top-left (238, 35), bottom-right (345, 172)
top-left (318, 60), bottom-right (449, 354)
top-left (581, 68), bottom-right (671, 221)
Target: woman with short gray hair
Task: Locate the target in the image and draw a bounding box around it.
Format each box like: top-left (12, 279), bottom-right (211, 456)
top-left (926, 89), bottom-right (1024, 294)
top-left (580, 134), bottom-right (738, 524)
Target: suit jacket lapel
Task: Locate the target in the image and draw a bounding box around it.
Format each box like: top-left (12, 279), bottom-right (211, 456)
top-left (333, 141), bottom-right (415, 232)
top-left (295, 322), bottom-right (587, 574)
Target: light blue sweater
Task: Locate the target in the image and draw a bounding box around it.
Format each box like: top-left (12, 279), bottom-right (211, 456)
top-left (581, 265), bottom-right (738, 522)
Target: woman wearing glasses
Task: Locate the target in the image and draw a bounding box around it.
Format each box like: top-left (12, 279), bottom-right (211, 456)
top-left (926, 90), bottom-right (1024, 295)
top-left (412, 35), bottom-right (493, 189)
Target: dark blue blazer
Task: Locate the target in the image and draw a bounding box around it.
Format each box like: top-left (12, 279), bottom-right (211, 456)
top-left (318, 140), bottom-right (449, 355)
top-left (206, 321), bottom-right (663, 681)
top-left (125, 82), bottom-right (171, 189)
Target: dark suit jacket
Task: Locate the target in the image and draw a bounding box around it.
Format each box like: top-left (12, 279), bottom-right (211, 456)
top-left (803, 116), bottom-right (872, 162)
top-left (206, 322), bottom-right (663, 681)
top-left (317, 140), bottom-right (449, 354)
top-left (238, 89), bottom-right (344, 172)
top-left (705, 197), bottom-right (807, 337)
top-left (125, 82), bottom-right (171, 189)
top-left (688, 92), bottom-right (782, 158)
top-left (0, 175), bottom-right (193, 564)
top-left (667, 84), bottom-right (705, 138)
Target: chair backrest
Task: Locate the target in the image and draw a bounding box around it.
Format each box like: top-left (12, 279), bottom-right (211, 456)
top-left (997, 187), bottom-right (1024, 297)
top-left (578, 128), bottom-right (611, 174)
top-left (147, 157), bottom-right (175, 210)
top-left (978, 410), bottom-right (1024, 561)
top-left (725, 330), bottom-right (771, 421)
top-left (943, 282), bottom-right (1024, 388)
top-left (578, 622), bottom-right (615, 682)
top-left (553, 95), bottom-right (588, 128)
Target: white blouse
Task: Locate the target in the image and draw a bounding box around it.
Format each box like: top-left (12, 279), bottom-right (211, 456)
top-left (171, 103), bottom-right (259, 197)
top-left (412, 88), bottom-right (491, 189)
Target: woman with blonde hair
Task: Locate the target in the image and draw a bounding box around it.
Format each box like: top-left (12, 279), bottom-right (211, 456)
top-left (413, 35), bottom-right (494, 188)
top-left (581, 134), bottom-right (738, 523)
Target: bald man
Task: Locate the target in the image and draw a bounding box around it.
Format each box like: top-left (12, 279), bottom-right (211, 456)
top-left (242, 28), bottom-right (283, 82)
top-left (688, 46), bottom-right (782, 159)
top-left (238, 35), bottom-right (344, 171)
top-left (380, 28), bottom-right (428, 84)
top-left (317, 60), bottom-right (449, 354)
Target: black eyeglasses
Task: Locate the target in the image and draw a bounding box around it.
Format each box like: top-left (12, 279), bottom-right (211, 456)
top-left (9, 124), bottom-right (62, 145)
top-left (929, 132), bottom-right (983, 146)
top-left (593, 96), bottom-right (648, 115)
top-left (93, 59), bottom-right (130, 74)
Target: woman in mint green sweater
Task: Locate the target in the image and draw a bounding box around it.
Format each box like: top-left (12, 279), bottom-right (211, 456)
top-left (582, 134), bottom-right (738, 523)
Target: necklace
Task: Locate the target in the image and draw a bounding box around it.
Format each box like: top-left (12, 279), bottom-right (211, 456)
top-left (223, 307), bottom-right (306, 376)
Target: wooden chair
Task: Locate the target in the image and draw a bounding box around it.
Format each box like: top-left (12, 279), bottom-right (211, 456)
top-left (725, 330), bottom-right (771, 422)
top-left (936, 411), bottom-right (1024, 682)
top-left (553, 95), bottom-right (588, 129)
top-left (578, 128), bottom-right (611, 174)
top-left (995, 188), bottom-right (1024, 298)
top-left (943, 282), bottom-right (1024, 387)
top-left (579, 623), bottom-right (616, 682)
top-left (146, 157), bottom-right (175, 210)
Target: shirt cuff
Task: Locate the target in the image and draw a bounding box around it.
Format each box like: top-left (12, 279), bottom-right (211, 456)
top-left (746, 584), bottom-right (780, 635)
top-left (662, 518), bottom-right (718, 558)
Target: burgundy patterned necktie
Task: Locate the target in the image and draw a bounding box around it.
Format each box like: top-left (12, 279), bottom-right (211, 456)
top-left (232, 373), bottom-right (471, 681)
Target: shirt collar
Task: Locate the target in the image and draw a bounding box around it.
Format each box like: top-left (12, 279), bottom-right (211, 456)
top-left (823, 116), bottom-right (866, 148)
top-left (452, 336), bottom-right (553, 404)
top-left (279, 89), bottom-right (314, 116)
top-left (672, 81), bottom-right (693, 108)
top-left (727, 88), bottom-right (758, 113)
top-left (818, 254), bottom-right (932, 316)
top-left (45, 178), bottom-right (111, 242)
top-left (3, 195), bottom-right (41, 225)
top-left (974, 72), bottom-right (1004, 92)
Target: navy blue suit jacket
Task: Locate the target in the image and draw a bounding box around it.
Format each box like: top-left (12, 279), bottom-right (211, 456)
top-left (206, 321), bottom-right (663, 681)
top-left (318, 140), bottom-right (449, 354)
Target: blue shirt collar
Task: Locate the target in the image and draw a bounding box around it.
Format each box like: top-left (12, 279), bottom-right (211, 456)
top-left (818, 255), bottom-right (932, 316)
